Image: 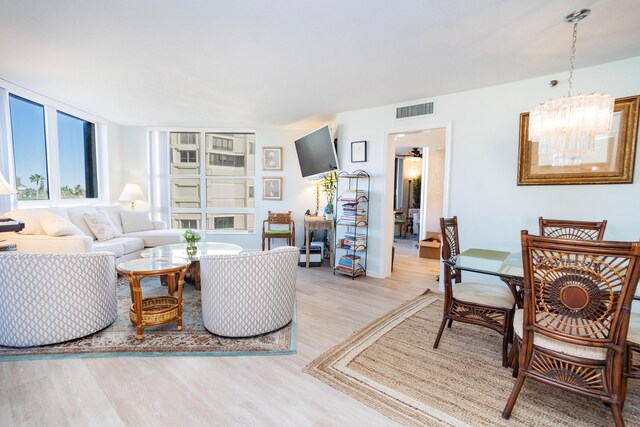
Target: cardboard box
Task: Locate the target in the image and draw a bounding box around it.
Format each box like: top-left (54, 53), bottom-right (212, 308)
top-left (419, 232), bottom-right (442, 259)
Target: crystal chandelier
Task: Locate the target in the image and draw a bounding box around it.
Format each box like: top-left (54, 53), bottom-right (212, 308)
top-left (529, 9), bottom-right (614, 166)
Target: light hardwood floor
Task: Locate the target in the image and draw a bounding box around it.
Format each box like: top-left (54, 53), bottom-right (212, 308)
top-left (0, 242), bottom-right (440, 426)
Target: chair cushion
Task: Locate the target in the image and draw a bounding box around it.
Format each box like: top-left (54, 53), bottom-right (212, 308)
top-left (452, 282), bottom-right (515, 309)
top-left (264, 230), bottom-right (292, 236)
top-left (627, 312), bottom-right (640, 344)
top-left (513, 309), bottom-right (607, 360)
top-left (93, 240), bottom-right (124, 257)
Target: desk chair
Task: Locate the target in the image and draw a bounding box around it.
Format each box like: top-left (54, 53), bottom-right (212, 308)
top-left (394, 210), bottom-right (407, 238)
top-left (262, 211), bottom-right (295, 250)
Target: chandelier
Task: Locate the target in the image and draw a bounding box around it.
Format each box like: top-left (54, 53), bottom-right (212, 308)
top-left (529, 9), bottom-right (614, 166)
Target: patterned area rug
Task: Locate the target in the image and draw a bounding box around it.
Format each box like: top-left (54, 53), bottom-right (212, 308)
top-left (304, 291), bottom-right (640, 427)
top-left (0, 278), bottom-right (295, 360)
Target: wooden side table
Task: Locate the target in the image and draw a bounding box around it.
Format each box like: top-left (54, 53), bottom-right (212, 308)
top-left (304, 216), bottom-right (334, 268)
top-left (116, 257), bottom-right (190, 340)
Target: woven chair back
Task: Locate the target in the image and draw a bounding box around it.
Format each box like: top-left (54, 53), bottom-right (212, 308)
top-left (440, 216), bottom-right (462, 284)
top-left (521, 231), bottom-right (640, 347)
top-left (538, 217), bottom-right (607, 241)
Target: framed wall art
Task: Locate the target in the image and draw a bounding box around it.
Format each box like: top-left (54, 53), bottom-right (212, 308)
top-left (263, 177), bottom-right (282, 200)
top-left (351, 140), bottom-right (367, 163)
top-left (263, 147), bottom-right (283, 171)
top-left (517, 95), bottom-right (639, 185)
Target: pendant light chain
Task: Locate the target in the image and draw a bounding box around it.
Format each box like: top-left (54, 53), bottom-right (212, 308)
top-left (567, 21), bottom-right (578, 98)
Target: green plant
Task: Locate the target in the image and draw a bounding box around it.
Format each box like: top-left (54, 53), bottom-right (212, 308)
top-left (183, 229), bottom-right (201, 244)
top-left (412, 176), bottom-right (422, 208)
top-left (320, 171), bottom-right (337, 213)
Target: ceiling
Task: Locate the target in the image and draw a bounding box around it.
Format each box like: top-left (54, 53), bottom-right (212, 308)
top-left (1, 0), bottom-right (639, 128)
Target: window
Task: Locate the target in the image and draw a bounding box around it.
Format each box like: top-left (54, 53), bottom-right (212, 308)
top-left (214, 216), bottom-right (234, 229)
top-left (9, 95), bottom-right (49, 200)
top-left (180, 150), bottom-right (197, 163)
top-left (57, 112), bottom-right (97, 199)
top-left (179, 219), bottom-right (198, 229)
top-left (209, 153), bottom-right (245, 168)
top-left (7, 94), bottom-right (100, 202)
top-left (169, 132), bottom-right (255, 232)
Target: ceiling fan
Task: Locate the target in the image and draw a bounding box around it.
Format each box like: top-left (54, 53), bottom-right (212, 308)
top-left (396, 147), bottom-right (423, 158)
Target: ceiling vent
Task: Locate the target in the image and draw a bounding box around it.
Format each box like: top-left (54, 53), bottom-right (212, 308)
top-left (396, 101), bottom-right (435, 119)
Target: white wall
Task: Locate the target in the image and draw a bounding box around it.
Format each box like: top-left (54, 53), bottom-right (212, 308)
top-left (424, 147), bottom-right (445, 234)
top-left (111, 126), bottom-right (318, 250)
top-left (336, 56), bottom-right (640, 279)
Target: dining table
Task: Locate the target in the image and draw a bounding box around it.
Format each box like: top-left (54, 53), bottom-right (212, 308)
top-left (444, 247), bottom-right (640, 309)
top-left (443, 248), bottom-right (525, 307)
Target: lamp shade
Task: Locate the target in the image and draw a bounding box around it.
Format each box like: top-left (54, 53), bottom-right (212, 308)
top-left (119, 183), bottom-right (145, 202)
top-left (0, 172), bottom-right (17, 195)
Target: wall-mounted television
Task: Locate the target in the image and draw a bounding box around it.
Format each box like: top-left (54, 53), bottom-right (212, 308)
top-left (294, 125), bottom-right (340, 177)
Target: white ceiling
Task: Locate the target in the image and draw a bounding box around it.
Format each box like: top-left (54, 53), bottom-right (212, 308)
top-left (1, 0), bottom-right (639, 128)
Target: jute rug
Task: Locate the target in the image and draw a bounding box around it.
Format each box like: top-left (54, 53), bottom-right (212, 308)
top-left (0, 278), bottom-right (295, 361)
top-left (304, 291), bottom-right (640, 427)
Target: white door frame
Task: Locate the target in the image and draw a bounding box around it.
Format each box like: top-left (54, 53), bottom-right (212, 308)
top-left (382, 121), bottom-right (453, 281)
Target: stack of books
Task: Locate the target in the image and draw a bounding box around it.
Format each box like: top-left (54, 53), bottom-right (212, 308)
top-left (342, 232), bottom-right (366, 250)
top-left (340, 189), bottom-right (366, 202)
top-left (339, 203), bottom-right (366, 225)
top-left (337, 254), bottom-right (360, 272)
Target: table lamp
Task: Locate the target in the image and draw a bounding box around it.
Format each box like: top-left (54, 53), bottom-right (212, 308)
top-left (119, 183), bottom-right (146, 210)
top-left (0, 171), bottom-right (17, 197)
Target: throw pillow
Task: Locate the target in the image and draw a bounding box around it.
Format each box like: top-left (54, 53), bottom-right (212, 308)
top-left (120, 211), bottom-right (154, 233)
top-left (40, 210), bottom-right (84, 236)
top-left (84, 210), bottom-right (123, 241)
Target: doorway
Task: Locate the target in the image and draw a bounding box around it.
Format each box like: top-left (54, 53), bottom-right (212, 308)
top-left (387, 126), bottom-right (450, 280)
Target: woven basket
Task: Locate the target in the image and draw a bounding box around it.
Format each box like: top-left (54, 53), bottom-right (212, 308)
top-left (130, 296), bottom-right (179, 325)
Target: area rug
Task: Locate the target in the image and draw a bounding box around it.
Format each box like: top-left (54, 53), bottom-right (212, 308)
top-left (0, 278), bottom-right (295, 361)
top-left (304, 291), bottom-right (640, 427)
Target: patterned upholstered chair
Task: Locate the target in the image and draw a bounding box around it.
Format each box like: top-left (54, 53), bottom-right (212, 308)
top-left (199, 246), bottom-right (298, 337)
top-left (539, 217), bottom-right (607, 240)
top-left (502, 232), bottom-right (640, 426)
top-left (433, 216), bottom-right (516, 367)
top-left (0, 252), bottom-right (118, 347)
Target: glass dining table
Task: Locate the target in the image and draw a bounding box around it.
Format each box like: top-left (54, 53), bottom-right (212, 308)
top-left (444, 248), bottom-right (525, 307)
top-left (445, 248), bottom-right (640, 308)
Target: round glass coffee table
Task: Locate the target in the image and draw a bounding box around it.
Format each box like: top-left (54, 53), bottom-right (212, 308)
top-left (116, 257), bottom-right (191, 340)
top-left (140, 242), bottom-right (242, 290)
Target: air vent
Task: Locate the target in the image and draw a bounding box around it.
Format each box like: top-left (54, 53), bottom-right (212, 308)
top-left (396, 101), bottom-right (435, 119)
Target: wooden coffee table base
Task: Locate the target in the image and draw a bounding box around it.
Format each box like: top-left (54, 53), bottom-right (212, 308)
top-left (162, 261), bottom-right (201, 290)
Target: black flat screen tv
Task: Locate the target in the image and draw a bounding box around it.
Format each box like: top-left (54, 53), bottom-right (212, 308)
top-left (294, 125), bottom-right (340, 177)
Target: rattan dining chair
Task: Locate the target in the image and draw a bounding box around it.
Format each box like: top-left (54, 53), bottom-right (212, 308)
top-left (539, 217), bottom-right (607, 240)
top-left (433, 216), bottom-right (516, 367)
top-left (502, 231), bottom-right (640, 427)
top-left (624, 313), bottom-right (640, 397)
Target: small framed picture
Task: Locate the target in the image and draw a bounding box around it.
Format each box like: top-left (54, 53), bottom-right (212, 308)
top-left (351, 141), bottom-right (367, 163)
top-left (263, 177), bottom-right (282, 200)
top-left (262, 147), bottom-right (283, 170)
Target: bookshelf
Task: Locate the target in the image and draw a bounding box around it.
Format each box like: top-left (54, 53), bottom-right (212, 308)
top-left (334, 170), bottom-right (370, 279)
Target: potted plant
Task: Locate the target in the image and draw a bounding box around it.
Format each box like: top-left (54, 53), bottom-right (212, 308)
top-left (320, 171), bottom-right (337, 220)
top-left (183, 229), bottom-right (201, 256)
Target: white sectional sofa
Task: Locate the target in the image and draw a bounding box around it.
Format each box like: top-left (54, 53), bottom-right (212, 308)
top-left (0, 205), bottom-right (183, 262)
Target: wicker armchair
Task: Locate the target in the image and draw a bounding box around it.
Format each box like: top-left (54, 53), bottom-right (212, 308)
top-left (502, 232), bottom-right (640, 426)
top-left (433, 216), bottom-right (516, 367)
top-left (538, 217), bottom-right (607, 240)
top-left (262, 211), bottom-right (295, 250)
top-left (0, 252), bottom-right (117, 347)
top-left (199, 246), bottom-right (298, 337)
